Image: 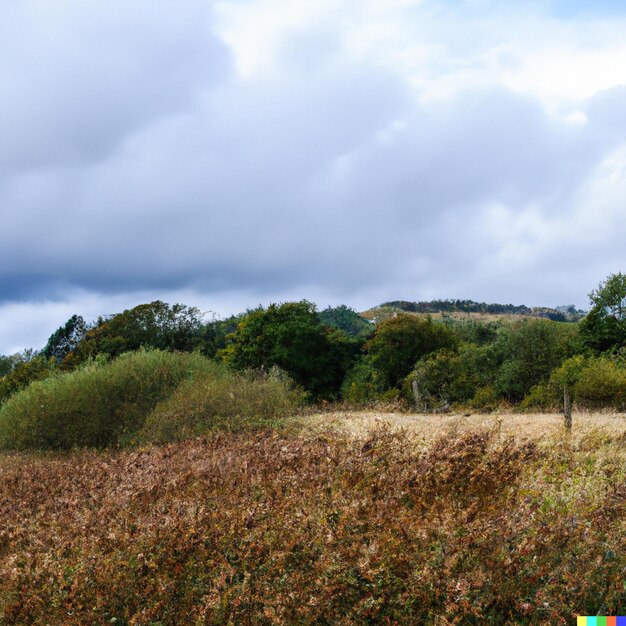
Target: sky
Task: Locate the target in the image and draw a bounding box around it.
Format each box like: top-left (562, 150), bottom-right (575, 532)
top-left (1, 0), bottom-right (626, 353)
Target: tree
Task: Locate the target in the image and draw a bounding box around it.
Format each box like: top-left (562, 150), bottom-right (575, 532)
top-left (580, 272), bottom-right (626, 353)
top-left (220, 301), bottom-right (358, 399)
top-left (64, 301), bottom-right (205, 367)
top-left (41, 315), bottom-right (88, 364)
top-left (0, 350), bottom-right (56, 403)
top-left (492, 319), bottom-right (579, 403)
top-left (365, 314), bottom-right (458, 390)
top-left (318, 305), bottom-right (374, 339)
top-left (0, 354), bottom-right (21, 378)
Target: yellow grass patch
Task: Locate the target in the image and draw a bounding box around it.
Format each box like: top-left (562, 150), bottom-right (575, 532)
top-left (293, 409), bottom-right (626, 448)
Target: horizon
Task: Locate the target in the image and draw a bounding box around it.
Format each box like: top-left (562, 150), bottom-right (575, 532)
top-left (1, 291), bottom-right (589, 356)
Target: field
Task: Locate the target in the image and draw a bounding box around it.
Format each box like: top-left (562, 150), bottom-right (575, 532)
top-left (294, 409), bottom-right (626, 444)
top-left (1, 411), bottom-right (625, 624)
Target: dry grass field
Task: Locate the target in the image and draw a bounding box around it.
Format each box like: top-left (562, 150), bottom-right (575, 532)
top-left (293, 409), bottom-right (626, 447)
top-left (1, 410), bottom-right (625, 624)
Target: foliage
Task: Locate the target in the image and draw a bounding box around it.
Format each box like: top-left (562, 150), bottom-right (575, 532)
top-left (41, 314), bottom-right (89, 364)
top-left (197, 313), bottom-right (246, 358)
top-left (491, 319), bottom-right (579, 402)
top-left (404, 320), bottom-right (579, 410)
top-left (1, 428), bottom-right (624, 624)
top-left (573, 356), bottom-right (626, 411)
top-left (0, 350), bottom-right (214, 450)
top-left (0, 352), bottom-right (57, 404)
top-left (549, 354), bottom-right (587, 389)
top-left (318, 305), bottom-right (374, 338)
top-left (518, 382), bottom-right (559, 411)
top-left (404, 344), bottom-right (497, 410)
top-left (580, 272), bottom-right (626, 353)
top-left (366, 314), bottom-right (458, 390)
top-left (441, 317), bottom-right (501, 345)
top-left (64, 301), bottom-right (205, 367)
top-left (341, 355), bottom-right (388, 403)
top-left (140, 366), bottom-right (305, 443)
top-left (221, 301), bottom-right (360, 399)
top-left (0, 353), bottom-right (21, 378)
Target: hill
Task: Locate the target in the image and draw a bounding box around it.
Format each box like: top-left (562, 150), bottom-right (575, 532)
top-left (361, 299), bottom-right (586, 323)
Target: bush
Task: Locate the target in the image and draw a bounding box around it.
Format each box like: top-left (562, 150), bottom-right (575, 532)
top-left (403, 343), bottom-right (498, 410)
top-left (140, 366), bottom-right (305, 443)
top-left (574, 357), bottom-right (626, 410)
top-left (341, 356), bottom-right (387, 403)
top-left (468, 385), bottom-right (501, 412)
top-left (519, 382), bottom-right (559, 411)
top-left (0, 350), bottom-right (214, 450)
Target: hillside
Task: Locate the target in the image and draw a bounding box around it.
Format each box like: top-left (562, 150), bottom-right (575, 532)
top-left (360, 299), bottom-right (586, 323)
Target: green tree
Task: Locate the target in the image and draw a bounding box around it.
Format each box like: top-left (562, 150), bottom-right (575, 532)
top-left (580, 272), bottom-right (626, 353)
top-left (0, 351), bottom-right (57, 403)
top-left (366, 314), bottom-right (458, 390)
top-left (493, 319), bottom-right (579, 402)
top-left (0, 353), bottom-right (21, 378)
top-left (220, 301), bottom-right (358, 399)
top-left (41, 314), bottom-right (88, 364)
top-left (318, 305), bottom-right (374, 339)
top-left (65, 301), bottom-right (205, 367)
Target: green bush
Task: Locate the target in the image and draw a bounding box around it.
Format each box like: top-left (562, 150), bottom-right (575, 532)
top-left (468, 385), bottom-right (501, 412)
top-left (574, 357), bottom-right (626, 410)
top-left (0, 350), bottom-right (214, 450)
top-left (341, 356), bottom-right (386, 403)
top-left (140, 366), bottom-right (304, 443)
top-left (519, 382), bottom-right (559, 411)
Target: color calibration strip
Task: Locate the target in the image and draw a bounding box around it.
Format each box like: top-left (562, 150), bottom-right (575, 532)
top-left (577, 618), bottom-right (626, 625)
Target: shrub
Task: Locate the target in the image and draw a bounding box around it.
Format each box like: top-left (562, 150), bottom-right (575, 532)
top-left (140, 366), bottom-right (305, 443)
top-left (468, 384), bottom-right (500, 412)
top-left (0, 350), bottom-right (214, 450)
top-left (519, 382), bottom-right (559, 411)
top-left (341, 356), bottom-right (386, 403)
top-left (574, 357), bottom-right (626, 410)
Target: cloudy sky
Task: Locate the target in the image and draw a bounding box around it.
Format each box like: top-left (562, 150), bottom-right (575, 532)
top-left (1, 0), bottom-right (626, 353)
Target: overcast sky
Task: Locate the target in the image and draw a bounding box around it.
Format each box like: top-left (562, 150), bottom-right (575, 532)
top-left (1, 0), bottom-right (626, 353)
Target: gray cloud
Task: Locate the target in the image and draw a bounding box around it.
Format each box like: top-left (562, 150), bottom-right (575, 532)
top-left (0, 0), bottom-right (625, 352)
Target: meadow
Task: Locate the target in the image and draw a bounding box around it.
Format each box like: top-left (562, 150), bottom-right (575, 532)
top-left (1, 410), bottom-right (624, 625)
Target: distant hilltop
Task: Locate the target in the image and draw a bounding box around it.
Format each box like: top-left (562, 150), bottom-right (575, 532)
top-left (360, 299), bottom-right (586, 323)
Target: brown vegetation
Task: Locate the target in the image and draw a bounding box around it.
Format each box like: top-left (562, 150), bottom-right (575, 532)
top-left (1, 413), bottom-right (625, 624)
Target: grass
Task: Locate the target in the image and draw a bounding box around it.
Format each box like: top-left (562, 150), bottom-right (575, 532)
top-left (292, 408), bottom-right (626, 446)
top-left (1, 410), bottom-right (624, 624)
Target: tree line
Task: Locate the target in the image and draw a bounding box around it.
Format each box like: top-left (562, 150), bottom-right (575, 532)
top-left (0, 273), bottom-right (624, 411)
